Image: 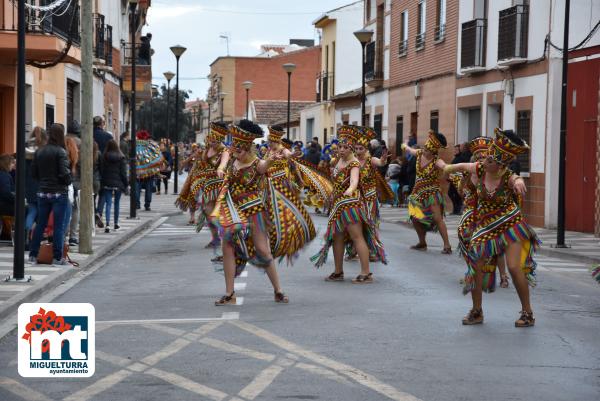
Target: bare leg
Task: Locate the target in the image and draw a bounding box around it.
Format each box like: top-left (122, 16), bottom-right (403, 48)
top-left (332, 232), bottom-right (345, 274)
top-left (505, 241), bottom-right (532, 314)
top-left (203, 202), bottom-right (219, 242)
top-left (412, 220), bottom-right (427, 247)
top-left (432, 203), bottom-right (451, 249)
top-left (221, 241), bottom-right (236, 295)
top-left (497, 255), bottom-right (509, 287)
top-left (346, 223), bottom-right (370, 275)
top-left (251, 224), bottom-right (283, 293)
top-left (470, 260), bottom-right (485, 310)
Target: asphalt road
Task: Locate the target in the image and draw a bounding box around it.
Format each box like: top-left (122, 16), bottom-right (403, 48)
top-left (0, 213), bottom-right (598, 401)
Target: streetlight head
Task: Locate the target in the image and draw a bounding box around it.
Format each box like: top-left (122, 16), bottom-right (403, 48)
top-left (282, 63), bottom-right (296, 74)
top-left (353, 29), bottom-right (374, 44)
top-left (170, 45), bottom-right (187, 58)
top-left (242, 80), bottom-right (253, 90)
top-left (163, 71), bottom-right (175, 82)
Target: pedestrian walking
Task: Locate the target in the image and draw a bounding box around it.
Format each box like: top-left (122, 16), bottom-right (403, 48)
top-left (402, 130), bottom-right (452, 254)
top-left (28, 123), bottom-right (72, 265)
top-left (24, 127), bottom-right (47, 249)
top-left (93, 116), bottom-right (112, 153)
top-left (311, 125), bottom-right (387, 283)
top-left (63, 137), bottom-right (78, 243)
top-left (210, 120), bottom-right (289, 305)
top-left (66, 122), bottom-right (81, 245)
top-left (98, 140), bottom-right (128, 233)
top-left (445, 128), bottom-right (539, 327)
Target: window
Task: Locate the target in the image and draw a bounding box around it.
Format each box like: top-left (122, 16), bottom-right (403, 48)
top-left (45, 104), bottom-right (55, 131)
top-left (374, 114), bottom-right (383, 139)
top-left (367, 0), bottom-right (376, 21)
top-left (430, 110), bottom-right (439, 133)
top-left (516, 110), bottom-right (531, 173)
top-left (435, 0), bottom-right (446, 42)
top-left (324, 127), bottom-right (328, 143)
top-left (467, 108), bottom-right (481, 140)
top-left (395, 116), bottom-right (404, 156)
top-left (399, 11), bottom-right (408, 55)
top-left (306, 118), bottom-right (314, 142)
top-left (417, 1), bottom-right (427, 50)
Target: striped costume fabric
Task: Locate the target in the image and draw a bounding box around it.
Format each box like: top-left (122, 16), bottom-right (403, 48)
top-left (407, 150), bottom-right (445, 231)
top-left (175, 156), bottom-right (204, 212)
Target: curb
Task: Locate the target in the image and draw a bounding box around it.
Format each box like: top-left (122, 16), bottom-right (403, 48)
top-left (382, 218), bottom-right (600, 266)
top-left (0, 210), bottom-right (182, 324)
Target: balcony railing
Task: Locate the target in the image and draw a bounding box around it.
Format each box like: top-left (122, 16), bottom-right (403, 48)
top-left (434, 23), bottom-right (446, 43)
top-left (1, 0), bottom-right (81, 45)
top-left (365, 41), bottom-right (383, 82)
top-left (416, 32), bottom-right (426, 50)
top-left (93, 14), bottom-right (113, 67)
top-left (461, 18), bottom-right (487, 71)
top-left (498, 5), bottom-right (529, 62)
top-left (316, 71), bottom-right (335, 102)
top-left (398, 39), bottom-right (408, 56)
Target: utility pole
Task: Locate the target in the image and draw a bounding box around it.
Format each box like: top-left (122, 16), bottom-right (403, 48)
top-left (79, 0), bottom-right (94, 254)
top-left (556, 0), bottom-right (570, 248)
top-left (12, 0), bottom-right (26, 280)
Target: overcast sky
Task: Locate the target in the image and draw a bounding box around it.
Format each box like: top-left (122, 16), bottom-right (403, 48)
top-left (146, 0), bottom-right (357, 100)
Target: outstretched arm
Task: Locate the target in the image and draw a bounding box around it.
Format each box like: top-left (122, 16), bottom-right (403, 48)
top-left (509, 174), bottom-right (527, 196)
top-left (343, 166), bottom-right (360, 196)
top-left (401, 142), bottom-right (418, 157)
top-left (443, 162), bottom-right (477, 176)
top-left (257, 150), bottom-right (283, 174)
top-left (371, 148), bottom-right (389, 167)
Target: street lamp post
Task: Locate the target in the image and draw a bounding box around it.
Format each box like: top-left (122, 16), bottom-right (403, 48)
top-left (150, 85), bottom-right (158, 136)
top-left (242, 81), bottom-right (253, 120)
top-left (354, 29), bottom-right (373, 126)
top-left (282, 63), bottom-right (296, 140)
top-left (163, 71), bottom-right (174, 145)
top-left (129, 0), bottom-right (139, 219)
top-left (219, 92), bottom-right (227, 122)
top-left (170, 44), bottom-right (187, 194)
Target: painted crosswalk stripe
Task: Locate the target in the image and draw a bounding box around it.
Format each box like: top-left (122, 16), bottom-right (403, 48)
top-left (234, 282), bottom-right (247, 291)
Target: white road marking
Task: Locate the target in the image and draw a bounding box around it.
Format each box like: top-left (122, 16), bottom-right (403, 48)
top-left (221, 312), bottom-right (240, 320)
top-left (141, 338), bottom-right (190, 366)
top-left (63, 370), bottom-right (134, 401)
top-left (294, 362), bottom-right (353, 385)
top-left (199, 337), bottom-right (275, 362)
top-left (95, 350), bottom-right (132, 368)
top-left (240, 271), bottom-right (248, 278)
top-left (231, 320), bottom-right (424, 401)
top-left (236, 297), bottom-right (244, 305)
top-left (237, 363), bottom-right (285, 400)
top-left (146, 368), bottom-right (228, 401)
top-left (97, 314), bottom-right (237, 326)
top-left (234, 282), bottom-right (247, 291)
top-left (0, 376), bottom-right (48, 401)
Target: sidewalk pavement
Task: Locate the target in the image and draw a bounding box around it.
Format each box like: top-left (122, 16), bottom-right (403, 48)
top-left (0, 191), bottom-right (182, 323)
top-left (379, 205), bottom-right (600, 265)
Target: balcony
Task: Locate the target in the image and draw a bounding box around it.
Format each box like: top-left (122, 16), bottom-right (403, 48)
top-left (365, 41), bottom-right (383, 87)
top-left (316, 71), bottom-right (334, 102)
top-left (123, 43), bottom-right (153, 101)
top-left (497, 5), bottom-right (529, 66)
top-left (0, 0), bottom-right (81, 63)
top-left (434, 23), bottom-right (446, 43)
top-left (93, 14), bottom-right (113, 68)
top-left (461, 18), bottom-right (487, 74)
top-left (398, 39), bottom-right (408, 56)
top-left (415, 32), bottom-right (426, 51)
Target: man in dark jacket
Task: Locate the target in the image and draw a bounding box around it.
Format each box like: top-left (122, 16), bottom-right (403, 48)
top-left (303, 142), bottom-right (321, 166)
top-left (28, 123), bottom-right (72, 265)
top-left (93, 116), bottom-right (112, 153)
top-left (98, 144), bottom-right (128, 232)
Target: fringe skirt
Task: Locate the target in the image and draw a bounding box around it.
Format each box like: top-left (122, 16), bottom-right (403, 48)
top-left (408, 190), bottom-right (445, 231)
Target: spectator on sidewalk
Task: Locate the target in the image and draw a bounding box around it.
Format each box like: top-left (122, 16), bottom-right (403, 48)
top-left (93, 116), bottom-right (112, 153)
top-left (0, 154), bottom-right (15, 218)
top-left (156, 142), bottom-right (173, 195)
top-left (28, 123), bottom-right (72, 266)
top-left (119, 132), bottom-right (130, 158)
top-left (25, 127), bottom-right (47, 248)
top-left (98, 140), bottom-right (128, 233)
top-left (303, 142), bottom-right (321, 167)
top-left (66, 122), bottom-right (81, 246)
top-left (63, 137), bottom-right (79, 245)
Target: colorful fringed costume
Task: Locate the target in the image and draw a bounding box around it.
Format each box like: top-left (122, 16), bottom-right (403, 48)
top-left (311, 125), bottom-right (387, 268)
top-left (175, 156), bottom-right (203, 212)
top-left (197, 146), bottom-right (226, 210)
top-left (135, 139), bottom-right (163, 179)
top-left (407, 150), bottom-right (445, 230)
top-left (264, 156), bottom-right (316, 263)
top-left (467, 162), bottom-right (540, 287)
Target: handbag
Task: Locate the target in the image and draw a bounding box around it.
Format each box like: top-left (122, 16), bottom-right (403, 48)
top-left (37, 241), bottom-right (79, 267)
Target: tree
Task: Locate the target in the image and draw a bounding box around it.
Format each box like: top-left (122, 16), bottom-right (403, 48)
top-left (136, 84), bottom-right (192, 142)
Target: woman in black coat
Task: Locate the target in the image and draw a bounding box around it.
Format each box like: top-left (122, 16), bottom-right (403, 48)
top-left (0, 154), bottom-right (15, 217)
top-left (98, 139), bottom-right (128, 233)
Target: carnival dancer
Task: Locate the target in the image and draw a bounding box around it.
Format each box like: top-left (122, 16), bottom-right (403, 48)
top-left (445, 128), bottom-right (539, 327)
top-left (210, 120), bottom-right (289, 305)
top-left (311, 125), bottom-right (387, 283)
top-left (175, 144), bottom-right (203, 225)
top-left (455, 136), bottom-right (499, 294)
top-left (195, 122), bottom-right (230, 248)
top-left (264, 126), bottom-right (316, 262)
top-left (402, 130), bottom-right (452, 254)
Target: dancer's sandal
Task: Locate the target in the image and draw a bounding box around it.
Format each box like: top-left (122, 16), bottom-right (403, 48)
top-left (274, 292), bottom-right (289, 303)
top-left (441, 247), bottom-right (453, 255)
top-left (325, 272), bottom-right (344, 282)
top-left (410, 243), bottom-right (427, 251)
top-left (344, 253), bottom-right (358, 261)
top-left (215, 292), bottom-right (236, 306)
top-left (500, 274), bottom-right (510, 288)
top-left (352, 273), bottom-right (373, 284)
top-left (515, 311), bottom-right (535, 327)
top-left (462, 308), bottom-right (484, 325)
